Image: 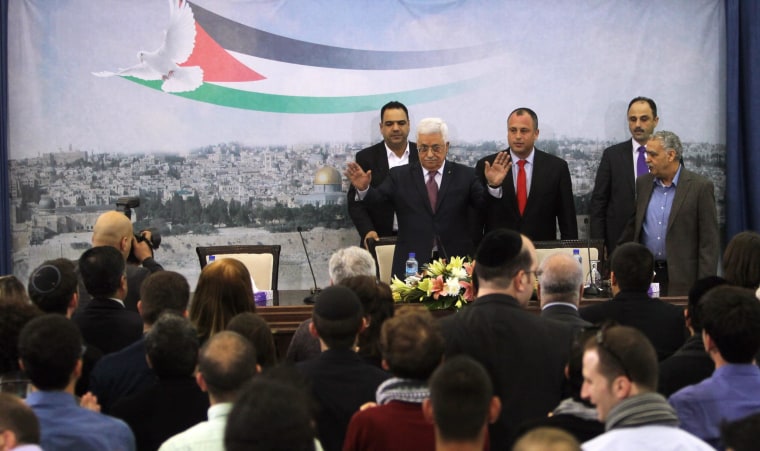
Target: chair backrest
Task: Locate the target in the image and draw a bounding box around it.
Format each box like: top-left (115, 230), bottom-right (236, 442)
top-left (367, 237), bottom-right (397, 284)
top-left (196, 245), bottom-right (281, 291)
top-left (533, 239), bottom-right (605, 280)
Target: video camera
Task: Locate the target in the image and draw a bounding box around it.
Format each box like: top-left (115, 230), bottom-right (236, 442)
top-left (115, 196), bottom-right (161, 264)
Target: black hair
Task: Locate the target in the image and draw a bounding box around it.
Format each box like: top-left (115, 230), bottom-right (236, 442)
top-left (700, 286), bottom-right (760, 363)
top-left (380, 101), bottom-right (409, 122)
top-left (610, 242), bottom-right (653, 292)
top-left (628, 96), bottom-right (658, 118)
top-left (78, 246), bottom-right (125, 298)
top-left (145, 314), bottom-right (199, 378)
top-left (18, 314), bottom-right (82, 390)
top-left (139, 271), bottom-right (190, 325)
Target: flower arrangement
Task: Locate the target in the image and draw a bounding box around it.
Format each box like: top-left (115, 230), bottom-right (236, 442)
top-left (390, 256), bottom-right (475, 310)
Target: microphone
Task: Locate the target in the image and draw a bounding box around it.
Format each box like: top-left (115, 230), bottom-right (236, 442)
top-left (297, 226), bottom-right (321, 303)
top-left (435, 235), bottom-right (448, 261)
top-left (583, 217), bottom-right (601, 297)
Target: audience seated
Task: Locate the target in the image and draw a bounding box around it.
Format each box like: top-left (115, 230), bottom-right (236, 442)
top-left (27, 259), bottom-right (103, 397)
top-left (512, 427), bottom-right (581, 451)
top-left (110, 314), bottom-right (209, 451)
top-left (422, 355), bottom-right (500, 451)
top-left (226, 312), bottom-right (278, 368)
top-left (537, 253), bottom-right (592, 331)
top-left (225, 376), bottom-right (317, 451)
top-left (159, 331), bottom-right (259, 451)
top-left (296, 286), bottom-right (390, 451)
top-left (89, 270), bottom-right (190, 413)
top-left (189, 258), bottom-right (255, 344)
top-left (722, 231), bottom-right (760, 289)
top-left (669, 286), bottom-right (760, 448)
top-left (721, 412), bottom-right (760, 451)
top-left (339, 275), bottom-right (394, 368)
top-left (19, 314), bottom-right (135, 451)
top-left (286, 247), bottom-right (377, 363)
top-left (73, 246), bottom-right (143, 354)
top-left (657, 276), bottom-right (726, 397)
top-left (579, 242), bottom-right (686, 361)
top-left (0, 302), bottom-right (41, 390)
top-left (517, 329), bottom-right (604, 443)
top-left (440, 229), bottom-right (574, 449)
top-left (0, 392), bottom-right (42, 451)
top-left (343, 306), bottom-right (445, 451)
top-left (0, 275), bottom-right (29, 305)
top-left (580, 325), bottom-right (712, 451)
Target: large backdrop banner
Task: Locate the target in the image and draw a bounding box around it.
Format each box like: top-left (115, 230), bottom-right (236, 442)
top-left (8, 0), bottom-right (725, 289)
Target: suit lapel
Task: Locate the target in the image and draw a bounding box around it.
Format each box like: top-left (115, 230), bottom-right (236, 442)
top-left (410, 163), bottom-right (434, 215)
top-left (634, 175), bottom-right (655, 240)
top-left (667, 168), bottom-right (691, 233)
top-left (437, 162), bottom-right (455, 213)
top-left (619, 144), bottom-right (636, 194)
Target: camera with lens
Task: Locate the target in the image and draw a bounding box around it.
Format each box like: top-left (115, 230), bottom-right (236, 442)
top-left (115, 196), bottom-right (162, 264)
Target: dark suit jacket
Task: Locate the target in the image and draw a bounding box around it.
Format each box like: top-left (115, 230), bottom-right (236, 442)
top-left (658, 334), bottom-right (714, 398)
top-left (620, 167), bottom-right (719, 295)
top-left (347, 141), bottom-right (418, 243)
top-left (441, 294), bottom-right (574, 449)
top-left (579, 291), bottom-right (687, 361)
top-left (89, 336), bottom-right (158, 414)
top-left (541, 303), bottom-right (593, 332)
top-left (475, 149), bottom-right (578, 241)
top-left (590, 140), bottom-right (637, 258)
top-left (363, 161), bottom-right (486, 279)
top-left (296, 349), bottom-right (390, 451)
top-left (73, 297), bottom-right (143, 355)
top-left (110, 377), bottom-right (209, 451)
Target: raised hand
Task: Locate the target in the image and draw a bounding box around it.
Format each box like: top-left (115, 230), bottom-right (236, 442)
top-left (484, 151), bottom-right (512, 187)
top-left (344, 162), bottom-right (372, 191)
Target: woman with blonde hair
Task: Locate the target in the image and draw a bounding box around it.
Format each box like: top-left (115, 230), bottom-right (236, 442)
top-left (189, 258), bottom-right (255, 343)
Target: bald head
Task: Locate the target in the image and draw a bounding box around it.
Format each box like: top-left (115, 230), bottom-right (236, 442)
top-left (538, 253), bottom-right (584, 307)
top-left (92, 211), bottom-right (133, 259)
top-left (198, 331), bottom-right (258, 403)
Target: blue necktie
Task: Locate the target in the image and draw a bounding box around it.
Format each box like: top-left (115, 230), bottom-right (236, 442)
top-left (636, 146), bottom-right (648, 178)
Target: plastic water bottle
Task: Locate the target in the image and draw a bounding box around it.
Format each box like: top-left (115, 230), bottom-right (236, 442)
top-left (587, 260), bottom-right (602, 289)
top-left (572, 249), bottom-right (582, 266)
top-left (405, 253), bottom-right (418, 278)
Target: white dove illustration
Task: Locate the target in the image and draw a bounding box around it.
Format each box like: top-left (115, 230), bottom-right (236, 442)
top-left (93, 0), bottom-right (203, 93)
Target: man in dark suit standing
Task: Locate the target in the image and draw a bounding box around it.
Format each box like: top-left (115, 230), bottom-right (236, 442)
top-left (537, 252), bottom-right (592, 331)
top-left (347, 101), bottom-right (418, 248)
top-left (475, 108), bottom-right (578, 242)
top-left (619, 131), bottom-right (719, 296)
top-left (579, 242), bottom-right (686, 361)
top-left (346, 117), bottom-right (510, 279)
top-left (590, 97), bottom-right (659, 259)
top-left (440, 229), bottom-right (574, 450)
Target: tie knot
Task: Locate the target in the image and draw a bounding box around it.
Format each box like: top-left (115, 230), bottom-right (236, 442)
top-left (517, 159), bottom-right (526, 168)
top-left (427, 171), bottom-right (437, 180)
top-left (637, 145), bottom-right (646, 154)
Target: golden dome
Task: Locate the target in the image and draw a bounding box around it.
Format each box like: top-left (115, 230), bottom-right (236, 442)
top-left (314, 166), bottom-right (341, 185)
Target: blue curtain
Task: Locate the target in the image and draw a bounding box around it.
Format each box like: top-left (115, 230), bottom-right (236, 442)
top-left (726, 0), bottom-right (760, 236)
top-left (0, 1), bottom-right (10, 275)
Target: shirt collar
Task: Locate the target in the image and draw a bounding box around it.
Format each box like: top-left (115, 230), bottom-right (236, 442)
top-left (509, 148), bottom-right (535, 165)
top-left (108, 297), bottom-right (126, 308)
top-left (541, 301), bottom-right (579, 311)
top-left (424, 160), bottom-right (446, 177)
top-left (654, 164), bottom-right (682, 187)
top-left (385, 142), bottom-right (409, 160)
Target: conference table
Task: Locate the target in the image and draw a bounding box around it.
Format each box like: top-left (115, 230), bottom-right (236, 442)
top-left (260, 290), bottom-right (688, 360)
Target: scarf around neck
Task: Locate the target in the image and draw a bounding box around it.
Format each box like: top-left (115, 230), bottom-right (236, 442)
top-left (375, 377), bottom-right (429, 405)
top-left (605, 392), bottom-right (679, 431)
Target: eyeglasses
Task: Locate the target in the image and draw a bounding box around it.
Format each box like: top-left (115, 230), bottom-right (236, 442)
top-left (418, 145), bottom-right (445, 155)
top-left (595, 326), bottom-right (631, 380)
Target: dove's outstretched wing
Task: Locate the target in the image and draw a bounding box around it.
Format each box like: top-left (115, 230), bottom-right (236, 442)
top-left (160, 0), bottom-right (197, 65)
top-left (92, 62), bottom-right (162, 80)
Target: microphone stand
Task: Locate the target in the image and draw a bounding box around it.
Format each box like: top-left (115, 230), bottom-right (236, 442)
top-left (297, 226), bottom-right (321, 303)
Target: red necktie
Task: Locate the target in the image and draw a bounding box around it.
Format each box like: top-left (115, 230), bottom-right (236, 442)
top-left (516, 159), bottom-right (527, 215)
top-left (426, 171), bottom-right (438, 213)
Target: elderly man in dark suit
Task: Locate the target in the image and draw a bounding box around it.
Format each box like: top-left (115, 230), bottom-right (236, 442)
top-left (441, 229), bottom-right (574, 450)
top-left (347, 101), bottom-right (419, 248)
top-left (474, 107), bottom-right (578, 242)
top-left (620, 130), bottom-right (719, 296)
top-left (538, 252), bottom-right (592, 331)
top-left (346, 117), bottom-right (510, 279)
top-left (591, 97), bottom-right (659, 259)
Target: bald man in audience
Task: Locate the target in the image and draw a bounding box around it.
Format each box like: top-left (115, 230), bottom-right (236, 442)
top-left (537, 253), bottom-right (592, 331)
top-left (78, 211), bottom-right (163, 313)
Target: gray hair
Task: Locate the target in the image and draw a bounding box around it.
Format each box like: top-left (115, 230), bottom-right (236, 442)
top-left (328, 246), bottom-right (376, 284)
top-left (417, 117), bottom-right (449, 143)
top-left (651, 130), bottom-right (683, 160)
top-left (538, 253), bottom-right (583, 305)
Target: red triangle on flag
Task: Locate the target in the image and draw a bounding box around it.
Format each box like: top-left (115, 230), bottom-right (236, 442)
top-left (181, 23), bottom-right (266, 82)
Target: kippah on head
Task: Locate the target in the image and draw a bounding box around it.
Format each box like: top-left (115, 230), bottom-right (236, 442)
top-left (28, 265), bottom-right (62, 295)
top-left (314, 285), bottom-right (362, 320)
top-left (476, 229), bottom-right (523, 267)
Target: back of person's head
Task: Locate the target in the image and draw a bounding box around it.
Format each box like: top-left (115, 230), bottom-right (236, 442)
top-left (18, 314), bottom-right (82, 391)
top-left (198, 331), bottom-right (257, 402)
top-left (91, 210), bottom-right (133, 251)
top-left (78, 246), bottom-right (126, 298)
top-left (227, 312), bottom-right (277, 368)
top-left (145, 314), bottom-right (199, 379)
top-left (0, 393), bottom-right (41, 447)
top-left (338, 275), bottom-right (394, 362)
top-left (428, 355), bottom-right (495, 443)
top-left (610, 243), bottom-right (653, 292)
top-left (380, 306), bottom-right (443, 379)
top-left (225, 377), bottom-right (315, 451)
top-left (723, 231), bottom-right (760, 289)
top-left (700, 286), bottom-right (760, 363)
top-left (538, 253), bottom-right (584, 305)
top-left (721, 411), bottom-right (760, 451)
top-left (190, 258), bottom-right (255, 341)
top-left (0, 275), bottom-right (29, 305)
top-left (311, 285), bottom-right (364, 350)
top-left (139, 271), bottom-right (190, 325)
top-left (27, 259), bottom-right (78, 315)
top-left (328, 247), bottom-right (376, 284)
top-left (687, 276), bottom-right (728, 333)
top-left (512, 427), bottom-right (581, 451)
top-left (474, 229), bottom-right (532, 288)
top-left (0, 301), bottom-right (42, 375)
top-left (583, 325), bottom-right (658, 392)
